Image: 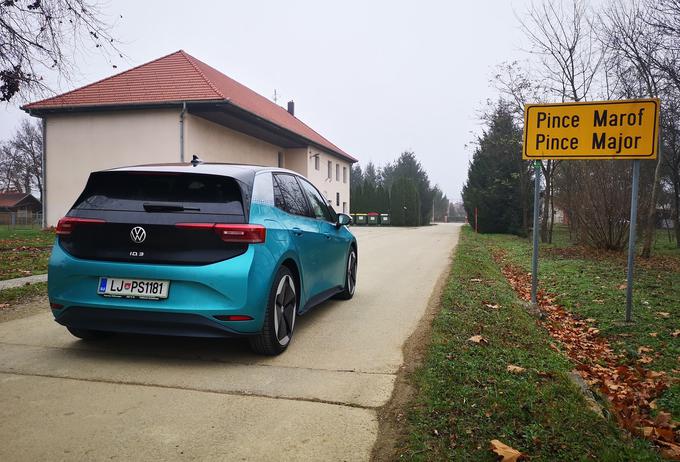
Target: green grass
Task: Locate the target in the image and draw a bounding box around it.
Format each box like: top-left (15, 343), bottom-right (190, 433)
top-left (0, 282), bottom-right (47, 306)
top-left (487, 226), bottom-right (680, 417)
top-left (0, 227), bottom-right (54, 281)
top-left (402, 226), bottom-right (660, 461)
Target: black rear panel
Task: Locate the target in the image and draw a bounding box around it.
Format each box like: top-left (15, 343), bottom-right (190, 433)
top-left (61, 172), bottom-right (249, 265)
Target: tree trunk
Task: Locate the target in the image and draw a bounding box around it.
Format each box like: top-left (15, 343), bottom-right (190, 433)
top-left (641, 151), bottom-right (663, 258)
top-left (674, 178), bottom-right (680, 249)
top-left (549, 190), bottom-right (556, 243)
top-left (540, 161), bottom-right (551, 243)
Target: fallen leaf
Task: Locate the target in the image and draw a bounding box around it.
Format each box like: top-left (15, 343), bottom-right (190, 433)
top-left (484, 303), bottom-right (500, 309)
top-left (638, 346), bottom-right (654, 354)
top-left (506, 365), bottom-right (526, 374)
top-left (649, 332), bottom-right (658, 338)
top-left (585, 318), bottom-right (597, 323)
top-left (470, 278), bottom-right (482, 283)
top-left (672, 330), bottom-right (680, 338)
top-left (468, 335), bottom-right (488, 345)
top-left (617, 283), bottom-right (627, 290)
top-left (658, 440), bottom-right (680, 459)
top-left (656, 312), bottom-right (671, 319)
top-left (490, 439), bottom-right (522, 462)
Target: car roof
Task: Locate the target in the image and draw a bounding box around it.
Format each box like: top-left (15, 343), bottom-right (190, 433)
top-left (99, 162), bottom-right (300, 184)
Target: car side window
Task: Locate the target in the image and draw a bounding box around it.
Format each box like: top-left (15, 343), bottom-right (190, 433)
top-left (273, 174), bottom-right (310, 217)
top-left (298, 177), bottom-right (334, 222)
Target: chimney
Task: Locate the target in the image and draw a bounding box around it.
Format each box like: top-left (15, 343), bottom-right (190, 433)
top-left (287, 100), bottom-right (295, 116)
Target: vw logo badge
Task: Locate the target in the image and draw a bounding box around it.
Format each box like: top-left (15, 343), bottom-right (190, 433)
top-left (130, 226), bottom-right (147, 244)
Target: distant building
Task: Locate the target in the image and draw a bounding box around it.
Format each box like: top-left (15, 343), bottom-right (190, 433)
top-left (0, 192), bottom-right (42, 225)
top-left (22, 50), bottom-right (356, 226)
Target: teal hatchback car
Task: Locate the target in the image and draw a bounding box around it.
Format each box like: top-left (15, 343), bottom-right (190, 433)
top-left (49, 162), bottom-right (357, 355)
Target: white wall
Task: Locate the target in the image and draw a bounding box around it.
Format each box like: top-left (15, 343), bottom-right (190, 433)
top-left (185, 114), bottom-right (281, 166)
top-left (305, 147), bottom-right (351, 214)
top-left (43, 109), bottom-right (351, 225)
top-left (44, 109), bottom-right (180, 226)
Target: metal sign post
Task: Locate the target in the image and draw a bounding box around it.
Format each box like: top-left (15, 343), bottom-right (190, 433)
top-left (625, 160), bottom-right (641, 322)
top-left (522, 98), bottom-right (660, 321)
top-left (531, 161), bottom-right (541, 305)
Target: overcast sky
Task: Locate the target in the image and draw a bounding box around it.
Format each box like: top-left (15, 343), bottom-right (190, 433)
top-left (0, 0), bottom-right (532, 201)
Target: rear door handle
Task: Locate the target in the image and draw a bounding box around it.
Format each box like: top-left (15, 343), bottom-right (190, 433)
top-left (292, 227), bottom-right (303, 236)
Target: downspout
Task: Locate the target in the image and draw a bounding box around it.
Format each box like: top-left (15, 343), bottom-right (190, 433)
top-left (40, 115), bottom-right (47, 229)
top-left (179, 102), bottom-right (187, 162)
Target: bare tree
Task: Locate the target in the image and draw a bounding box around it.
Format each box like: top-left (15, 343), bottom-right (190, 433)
top-left (518, 0), bottom-right (603, 243)
top-left (0, 119), bottom-right (42, 199)
top-left (0, 0), bottom-right (122, 102)
top-left (600, 0), bottom-right (664, 257)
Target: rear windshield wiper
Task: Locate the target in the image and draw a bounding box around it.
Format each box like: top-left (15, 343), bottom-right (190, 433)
top-left (143, 203), bottom-right (200, 212)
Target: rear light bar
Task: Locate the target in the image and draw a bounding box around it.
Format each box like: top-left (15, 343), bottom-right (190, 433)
top-left (56, 217), bottom-right (106, 235)
top-left (214, 314), bottom-right (253, 321)
top-left (175, 223), bottom-right (266, 243)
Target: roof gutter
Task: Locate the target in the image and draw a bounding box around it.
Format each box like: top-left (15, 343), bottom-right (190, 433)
top-left (179, 102), bottom-right (187, 163)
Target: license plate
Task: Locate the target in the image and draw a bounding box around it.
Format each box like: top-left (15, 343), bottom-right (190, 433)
top-left (97, 277), bottom-right (170, 299)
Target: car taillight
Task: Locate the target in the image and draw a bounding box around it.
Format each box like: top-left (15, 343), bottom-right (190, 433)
top-left (56, 217), bottom-right (106, 235)
top-left (175, 223), bottom-right (266, 244)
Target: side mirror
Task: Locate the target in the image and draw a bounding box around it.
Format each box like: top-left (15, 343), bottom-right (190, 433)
top-left (336, 213), bottom-right (352, 227)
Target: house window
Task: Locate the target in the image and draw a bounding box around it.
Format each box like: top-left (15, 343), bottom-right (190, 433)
top-left (343, 167), bottom-right (347, 183)
top-left (336, 192), bottom-right (340, 206)
top-left (327, 161), bottom-right (332, 179)
top-left (336, 163), bottom-right (340, 181)
top-left (314, 155), bottom-right (319, 170)
top-left (342, 202), bottom-right (347, 213)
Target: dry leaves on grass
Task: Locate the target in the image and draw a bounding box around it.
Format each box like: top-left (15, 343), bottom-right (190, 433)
top-left (493, 252), bottom-right (679, 460)
top-left (506, 365), bottom-right (526, 374)
top-left (657, 312), bottom-right (671, 319)
top-left (468, 335), bottom-right (489, 345)
top-left (490, 439), bottom-right (523, 461)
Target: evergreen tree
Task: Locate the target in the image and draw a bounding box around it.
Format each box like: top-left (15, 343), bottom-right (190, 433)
top-left (390, 177), bottom-right (420, 226)
top-left (383, 151), bottom-right (434, 224)
top-left (462, 101), bottom-right (529, 235)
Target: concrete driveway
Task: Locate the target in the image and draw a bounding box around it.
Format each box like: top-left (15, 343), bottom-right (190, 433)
top-left (0, 224), bottom-right (460, 461)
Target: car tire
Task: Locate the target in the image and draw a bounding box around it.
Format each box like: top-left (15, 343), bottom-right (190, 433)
top-left (66, 327), bottom-right (110, 340)
top-left (249, 266), bottom-right (298, 355)
top-left (335, 247), bottom-right (357, 300)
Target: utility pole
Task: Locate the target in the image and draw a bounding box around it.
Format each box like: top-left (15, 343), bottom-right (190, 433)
top-left (273, 89), bottom-right (279, 104)
top-left (432, 197), bottom-right (435, 223)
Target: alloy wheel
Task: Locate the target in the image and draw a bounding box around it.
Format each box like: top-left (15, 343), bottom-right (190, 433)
top-left (273, 274), bottom-right (296, 346)
top-left (347, 251), bottom-right (357, 295)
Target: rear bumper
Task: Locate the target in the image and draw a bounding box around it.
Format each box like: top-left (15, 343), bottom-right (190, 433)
top-left (55, 307), bottom-right (247, 338)
top-left (48, 242), bottom-right (276, 335)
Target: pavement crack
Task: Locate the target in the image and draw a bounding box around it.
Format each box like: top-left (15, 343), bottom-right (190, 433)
top-left (0, 370), bottom-right (379, 410)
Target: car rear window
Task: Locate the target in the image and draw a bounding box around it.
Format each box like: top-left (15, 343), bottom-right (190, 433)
top-left (73, 172), bottom-right (244, 215)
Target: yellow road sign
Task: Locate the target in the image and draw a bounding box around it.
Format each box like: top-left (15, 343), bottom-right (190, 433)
top-left (523, 99), bottom-right (659, 160)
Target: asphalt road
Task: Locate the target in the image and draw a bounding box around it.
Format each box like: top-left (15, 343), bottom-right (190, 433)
top-left (0, 223), bottom-right (461, 461)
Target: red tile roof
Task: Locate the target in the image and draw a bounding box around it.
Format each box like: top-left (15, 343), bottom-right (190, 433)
top-left (23, 50), bottom-right (356, 162)
top-left (0, 192), bottom-right (37, 208)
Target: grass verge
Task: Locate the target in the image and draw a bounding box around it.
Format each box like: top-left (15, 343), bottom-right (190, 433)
top-left (0, 282), bottom-right (48, 306)
top-left (0, 227), bottom-right (54, 281)
top-left (401, 226), bottom-right (660, 461)
top-left (487, 227), bottom-right (679, 417)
